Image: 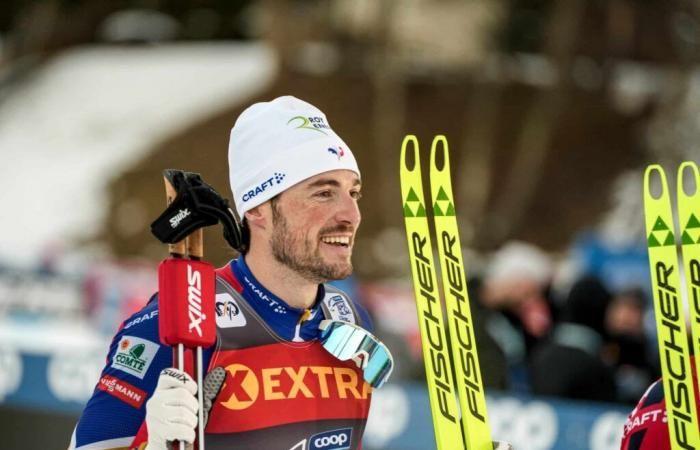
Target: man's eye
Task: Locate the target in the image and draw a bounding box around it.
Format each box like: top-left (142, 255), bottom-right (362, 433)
top-left (315, 190), bottom-right (333, 198)
top-left (351, 191), bottom-right (362, 200)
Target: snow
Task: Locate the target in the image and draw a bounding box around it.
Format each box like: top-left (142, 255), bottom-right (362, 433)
top-left (0, 42), bottom-right (277, 267)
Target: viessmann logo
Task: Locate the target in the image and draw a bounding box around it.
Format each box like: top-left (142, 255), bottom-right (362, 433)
top-left (98, 374), bottom-right (147, 409)
top-left (219, 363), bottom-right (370, 411)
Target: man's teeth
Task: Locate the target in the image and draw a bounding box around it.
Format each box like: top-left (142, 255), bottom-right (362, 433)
top-left (321, 236), bottom-right (350, 245)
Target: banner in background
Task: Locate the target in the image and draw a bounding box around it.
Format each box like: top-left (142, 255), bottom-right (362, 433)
top-left (364, 384), bottom-right (628, 450)
top-left (0, 346), bottom-right (629, 450)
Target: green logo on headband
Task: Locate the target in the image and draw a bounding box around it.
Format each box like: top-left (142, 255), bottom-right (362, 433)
top-left (287, 116), bottom-right (329, 135)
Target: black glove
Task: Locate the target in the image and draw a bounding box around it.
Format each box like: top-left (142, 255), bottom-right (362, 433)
top-left (151, 170), bottom-right (247, 252)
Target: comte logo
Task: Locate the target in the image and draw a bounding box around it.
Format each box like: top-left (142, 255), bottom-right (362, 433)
top-left (309, 428), bottom-right (352, 450)
top-left (220, 364), bottom-right (259, 410)
top-left (111, 336), bottom-right (158, 379)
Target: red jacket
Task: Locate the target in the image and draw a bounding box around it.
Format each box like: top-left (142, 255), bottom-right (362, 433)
top-left (620, 358), bottom-right (699, 450)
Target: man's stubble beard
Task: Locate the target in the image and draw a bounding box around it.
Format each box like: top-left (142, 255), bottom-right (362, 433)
top-left (270, 201), bottom-right (353, 282)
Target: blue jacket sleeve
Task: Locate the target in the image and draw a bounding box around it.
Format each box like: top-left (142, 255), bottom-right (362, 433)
top-left (70, 297), bottom-right (169, 449)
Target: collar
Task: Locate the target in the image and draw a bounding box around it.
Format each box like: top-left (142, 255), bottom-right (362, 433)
top-left (228, 257), bottom-right (325, 341)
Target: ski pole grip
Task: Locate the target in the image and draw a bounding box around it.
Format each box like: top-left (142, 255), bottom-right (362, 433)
top-left (158, 258), bottom-right (217, 348)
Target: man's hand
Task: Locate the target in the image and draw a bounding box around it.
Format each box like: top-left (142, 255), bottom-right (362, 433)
top-left (146, 368), bottom-right (198, 450)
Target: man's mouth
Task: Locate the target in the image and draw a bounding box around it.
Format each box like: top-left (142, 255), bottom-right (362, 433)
top-left (320, 235), bottom-right (351, 247)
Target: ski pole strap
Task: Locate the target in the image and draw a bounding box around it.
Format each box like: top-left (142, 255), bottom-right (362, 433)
top-left (150, 169), bottom-right (247, 252)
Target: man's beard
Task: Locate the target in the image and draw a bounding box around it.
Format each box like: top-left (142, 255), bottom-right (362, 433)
top-left (270, 203), bottom-right (353, 282)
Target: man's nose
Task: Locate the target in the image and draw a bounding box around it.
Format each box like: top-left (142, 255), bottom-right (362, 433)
top-left (335, 194), bottom-right (361, 226)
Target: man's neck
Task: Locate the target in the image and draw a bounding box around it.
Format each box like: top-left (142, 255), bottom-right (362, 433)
top-left (244, 249), bottom-right (320, 310)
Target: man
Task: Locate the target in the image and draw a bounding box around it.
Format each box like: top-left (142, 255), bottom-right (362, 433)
top-left (70, 96), bottom-right (379, 450)
top-left (619, 358), bottom-right (697, 450)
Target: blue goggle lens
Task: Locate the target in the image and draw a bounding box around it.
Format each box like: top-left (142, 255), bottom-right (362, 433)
top-left (319, 319), bottom-right (394, 389)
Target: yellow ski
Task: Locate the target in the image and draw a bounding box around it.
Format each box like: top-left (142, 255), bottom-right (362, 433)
top-left (430, 136), bottom-right (492, 450)
top-left (676, 162), bottom-right (700, 415)
top-left (400, 135), bottom-right (465, 450)
top-left (643, 164), bottom-right (700, 450)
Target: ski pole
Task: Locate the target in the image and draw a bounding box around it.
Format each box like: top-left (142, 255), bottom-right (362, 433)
top-left (158, 170), bottom-right (217, 450)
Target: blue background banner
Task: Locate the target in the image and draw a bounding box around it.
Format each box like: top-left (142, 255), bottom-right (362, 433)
top-left (0, 346), bottom-right (631, 450)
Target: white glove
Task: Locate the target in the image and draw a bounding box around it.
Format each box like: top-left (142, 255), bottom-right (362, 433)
top-left (146, 368), bottom-right (199, 450)
top-left (493, 441), bottom-right (514, 450)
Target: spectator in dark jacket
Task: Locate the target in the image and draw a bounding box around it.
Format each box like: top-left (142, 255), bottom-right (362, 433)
top-left (529, 276), bottom-right (617, 401)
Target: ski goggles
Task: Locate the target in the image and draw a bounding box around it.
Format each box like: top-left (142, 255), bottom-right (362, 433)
top-left (319, 319), bottom-right (394, 389)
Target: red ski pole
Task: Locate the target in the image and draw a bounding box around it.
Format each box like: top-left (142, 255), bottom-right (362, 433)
top-left (158, 172), bottom-right (216, 450)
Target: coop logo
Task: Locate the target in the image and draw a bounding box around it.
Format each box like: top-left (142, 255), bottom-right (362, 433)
top-left (327, 146), bottom-right (345, 160)
top-left (169, 208), bottom-right (191, 228)
top-left (241, 173), bottom-right (286, 203)
top-left (215, 293), bottom-right (246, 328)
top-left (287, 115), bottom-right (330, 134)
top-left (112, 336), bottom-right (158, 379)
top-left (310, 428), bottom-right (352, 450)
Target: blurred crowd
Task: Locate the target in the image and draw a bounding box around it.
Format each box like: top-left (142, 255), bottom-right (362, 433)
top-left (1, 225), bottom-right (658, 407)
top-left (454, 236), bottom-right (656, 405)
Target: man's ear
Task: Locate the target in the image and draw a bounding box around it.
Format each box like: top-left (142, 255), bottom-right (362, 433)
top-left (244, 204), bottom-right (270, 230)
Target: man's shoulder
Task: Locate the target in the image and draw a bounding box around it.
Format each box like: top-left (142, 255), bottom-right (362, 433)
top-left (621, 378), bottom-right (666, 449)
top-left (322, 284), bottom-right (373, 332)
top-left (119, 296), bottom-right (160, 334)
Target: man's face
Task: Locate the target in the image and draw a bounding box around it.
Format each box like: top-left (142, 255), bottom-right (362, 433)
top-left (269, 170), bottom-right (361, 283)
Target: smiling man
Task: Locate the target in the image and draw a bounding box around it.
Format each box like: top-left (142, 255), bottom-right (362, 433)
top-left (70, 96), bottom-right (385, 450)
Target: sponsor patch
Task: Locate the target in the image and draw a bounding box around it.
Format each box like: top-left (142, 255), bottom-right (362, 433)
top-left (310, 428), bottom-right (352, 450)
top-left (215, 293), bottom-right (246, 328)
top-left (327, 146), bottom-right (345, 160)
top-left (243, 275), bottom-right (286, 314)
top-left (241, 173), bottom-right (286, 203)
top-left (324, 294), bottom-right (355, 324)
top-left (124, 309), bottom-right (158, 330)
top-left (111, 336), bottom-right (159, 379)
top-left (169, 208), bottom-right (191, 228)
top-left (98, 374), bottom-right (147, 408)
top-left (287, 115), bottom-right (330, 134)
top-left (161, 368), bottom-right (189, 383)
top-left (206, 343), bottom-right (371, 434)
